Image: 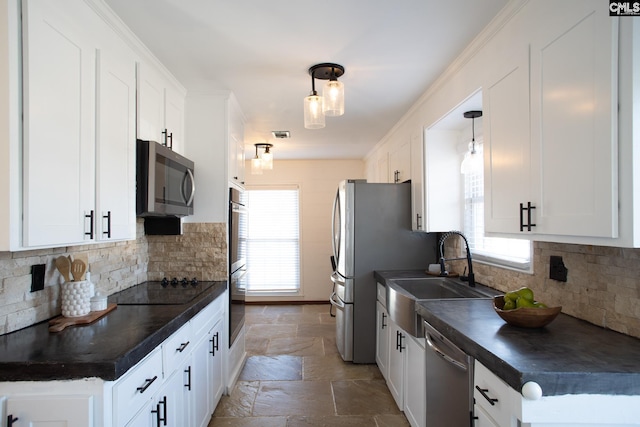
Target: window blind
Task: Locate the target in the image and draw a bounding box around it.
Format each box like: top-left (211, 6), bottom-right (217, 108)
top-left (462, 143), bottom-right (531, 270)
top-left (245, 187), bottom-right (300, 292)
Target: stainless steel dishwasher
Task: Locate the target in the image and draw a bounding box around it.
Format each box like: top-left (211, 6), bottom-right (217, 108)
top-left (423, 320), bottom-right (474, 427)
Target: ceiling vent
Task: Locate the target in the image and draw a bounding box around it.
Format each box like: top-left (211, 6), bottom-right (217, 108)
top-left (271, 131), bottom-right (290, 139)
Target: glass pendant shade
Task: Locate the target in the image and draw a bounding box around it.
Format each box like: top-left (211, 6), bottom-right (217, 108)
top-left (251, 157), bottom-right (263, 175)
top-left (304, 94), bottom-right (325, 129)
top-left (460, 142), bottom-right (482, 175)
top-left (261, 148), bottom-right (273, 170)
top-left (322, 79), bottom-right (344, 116)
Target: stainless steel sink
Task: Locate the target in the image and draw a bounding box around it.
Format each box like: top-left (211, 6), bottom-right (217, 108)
top-left (386, 277), bottom-right (492, 337)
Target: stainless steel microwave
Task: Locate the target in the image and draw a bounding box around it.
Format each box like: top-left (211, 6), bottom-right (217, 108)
top-left (136, 139), bottom-right (195, 217)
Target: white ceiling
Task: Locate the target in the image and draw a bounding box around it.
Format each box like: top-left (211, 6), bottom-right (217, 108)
top-left (104, 0), bottom-right (508, 160)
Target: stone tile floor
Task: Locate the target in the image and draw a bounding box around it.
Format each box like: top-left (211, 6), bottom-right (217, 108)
top-left (209, 304), bottom-right (410, 427)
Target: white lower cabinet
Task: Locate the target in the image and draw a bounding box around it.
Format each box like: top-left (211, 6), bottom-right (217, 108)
top-left (0, 293), bottom-right (227, 427)
top-left (5, 395), bottom-right (93, 426)
top-left (387, 319), bottom-right (405, 409)
top-left (383, 314), bottom-right (426, 427)
top-left (474, 360), bottom-right (640, 427)
top-left (375, 301), bottom-right (390, 379)
top-left (192, 316), bottom-right (224, 427)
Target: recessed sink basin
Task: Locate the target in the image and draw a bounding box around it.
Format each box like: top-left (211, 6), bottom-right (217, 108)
top-left (391, 278), bottom-right (489, 300)
top-left (385, 277), bottom-right (493, 337)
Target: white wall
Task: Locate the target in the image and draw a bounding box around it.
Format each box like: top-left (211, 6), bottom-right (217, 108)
top-left (243, 159), bottom-right (365, 301)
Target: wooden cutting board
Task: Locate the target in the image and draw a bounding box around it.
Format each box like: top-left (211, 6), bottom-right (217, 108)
top-left (49, 303), bottom-right (117, 333)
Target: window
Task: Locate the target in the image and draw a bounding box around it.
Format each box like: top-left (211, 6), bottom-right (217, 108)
top-left (245, 186), bottom-right (300, 293)
top-left (463, 143), bottom-right (532, 271)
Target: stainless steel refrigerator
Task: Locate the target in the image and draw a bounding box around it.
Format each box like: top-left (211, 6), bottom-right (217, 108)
top-left (329, 180), bottom-right (437, 363)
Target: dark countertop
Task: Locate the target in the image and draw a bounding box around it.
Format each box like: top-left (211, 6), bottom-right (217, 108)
top-left (375, 270), bottom-right (640, 396)
top-left (0, 281), bottom-right (227, 382)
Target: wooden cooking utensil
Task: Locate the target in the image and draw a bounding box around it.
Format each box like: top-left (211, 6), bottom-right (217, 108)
top-left (55, 256), bottom-right (71, 282)
top-left (71, 259), bottom-right (87, 282)
top-left (74, 253), bottom-right (89, 280)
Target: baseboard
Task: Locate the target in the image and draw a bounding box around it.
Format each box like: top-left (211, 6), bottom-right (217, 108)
top-left (245, 300), bottom-right (330, 305)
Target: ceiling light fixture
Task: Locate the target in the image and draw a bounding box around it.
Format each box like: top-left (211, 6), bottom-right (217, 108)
top-left (460, 110), bottom-right (483, 175)
top-left (251, 143), bottom-right (274, 175)
top-left (304, 63), bottom-right (345, 129)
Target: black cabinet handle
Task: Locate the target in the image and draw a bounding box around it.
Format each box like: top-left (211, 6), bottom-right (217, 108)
top-left (162, 129), bottom-right (168, 147)
top-left (102, 211), bottom-right (111, 238)
top-left (416, 213), bottom-right (422, 230)
top-left (85, 210), bottom-right (94, 239)
top-left (398, 332), bottom-right (405, 353)
top-left (167, 132), bottom-right (173, 149)
top-left (519, 202), bottom-right (536, 232)
top-left (8, 415), bottom-right (19, 426)
top-left (210, 332), bottom-right (219, 356)
top-left (381, 312), bottom-right (387, 329)
top-left (185, 365), bottom-right (192, 391)
top-left (475, 385), bottom-right (499, 405)
top-left (151, 396), bottom-right (167, 427)
top-left (136, 375), bottom-right (158, 393)
top-left (177, 341), bottom-right (190, 353)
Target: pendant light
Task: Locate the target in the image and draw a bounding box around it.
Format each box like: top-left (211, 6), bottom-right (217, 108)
top-left (460, 110), bottom-right (483, 175)
top-left (304, 67), bottom-right (325, 129)
top-left (322, 66), bottom-right (344, 116)
top-left (251, 143), bottom-right (274, 175)
top-left (304, 63), bottom-right (345, 129)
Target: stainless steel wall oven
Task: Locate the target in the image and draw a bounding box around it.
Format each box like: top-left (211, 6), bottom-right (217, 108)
top-left (229, 188), bottom-right (247, 347)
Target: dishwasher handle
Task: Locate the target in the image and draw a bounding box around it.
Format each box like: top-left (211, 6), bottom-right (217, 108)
top-left (425, 331), bottom-right (468, 372)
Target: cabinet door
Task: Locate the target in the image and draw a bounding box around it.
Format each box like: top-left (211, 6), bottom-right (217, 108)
top-left (410, 131), bottom-right (425, 231)
top-left (138, 64), bottom-right (165, 144)
top-left (404, 335), bottom-right (426, 427)
top-left (22, 0), bottom-right (95, 247)
top-left (96, 47), bottom-right (137, 241)
top-left (375, 302), bottom-right (390, 380)
top-left (6, 395), bottom-right (93, 427)
top-left (165, 86), bottom-right (185, 154)
top-left (389, 137), bottom-right (411, 183)
top-left (387, 320), bottom-right (405, 410)
top-left (474, 404), bottom-right (499, 427)
top-left (483, 47), bottom-right (531, 234)
top-left (530, 2), bottom-right (618, 238)
top-left (192, 318), bottom-right (223, 427)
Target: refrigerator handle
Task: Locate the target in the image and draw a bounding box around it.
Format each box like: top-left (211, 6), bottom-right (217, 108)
top-left (330, 271), bottom-right (345, 286)
top-left (331, 188), bottom-right (341, 266)
top-left (329, 292), bottom-right (345, 309)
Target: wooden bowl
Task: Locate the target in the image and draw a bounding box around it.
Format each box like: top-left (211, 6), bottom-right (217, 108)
top-left (493, 296), bottom-right (561, 328)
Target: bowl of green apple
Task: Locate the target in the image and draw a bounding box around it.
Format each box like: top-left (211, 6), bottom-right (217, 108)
top-left (493, 287), bottom-right (561, 328)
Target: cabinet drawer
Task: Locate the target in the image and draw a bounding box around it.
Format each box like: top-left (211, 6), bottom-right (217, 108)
top-left (474, 360), bottom-right (514, 427)
top-left (162, 322), bottom-right (193, 377)
top-left (191, 295), bottom-right (224, 338)
top-left (113, 348), bottom-right (163, 427)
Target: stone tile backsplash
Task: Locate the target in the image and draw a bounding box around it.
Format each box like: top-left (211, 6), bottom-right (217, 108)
top-left (0, 220), bottom-right (227, 335)
top-left (446, 240), bottom-right (640, 339)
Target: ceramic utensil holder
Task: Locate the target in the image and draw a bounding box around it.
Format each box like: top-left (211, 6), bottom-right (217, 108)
top-left (61, 281), bottom-right (91, 317)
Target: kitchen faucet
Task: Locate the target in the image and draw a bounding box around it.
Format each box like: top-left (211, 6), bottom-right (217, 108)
top-left (438, 231), bottom-right (475, 287)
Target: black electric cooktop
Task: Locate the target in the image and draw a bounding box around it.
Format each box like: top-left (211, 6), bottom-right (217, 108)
top-left (108, 279), bottom-right (216, 305)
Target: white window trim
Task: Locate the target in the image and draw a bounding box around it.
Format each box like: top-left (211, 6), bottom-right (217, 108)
top-left (459, 138), bottom-right (533, 274)
top-left (245, 184), bottom-right (303, 296)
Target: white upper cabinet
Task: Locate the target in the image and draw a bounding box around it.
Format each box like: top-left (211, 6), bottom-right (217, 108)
top-left (389, 137), bottom-right (411, 184)
top-left (529, 5), bottom-right (618, 238)
top-left (138, 63), bottom-right (185, 154)
top-left (22, 0), bottom-right (96, 247)
top-left (410, 131), bottom-right (425, 231)
top-left (17, 0), bottom-right (142, 248)
top-left (483, 46), bottom-right (531, 235)
top-left (228, 97), bottom-right (245, 187)
top-left (95, 45), bottom-right (137, 242)
top-left (484, 0), bottom-right (619, 240)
